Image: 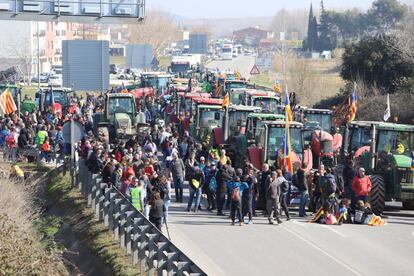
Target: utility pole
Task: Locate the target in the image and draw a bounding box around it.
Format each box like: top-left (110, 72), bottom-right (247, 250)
top-left (37, 21), bottom-right (40, 91)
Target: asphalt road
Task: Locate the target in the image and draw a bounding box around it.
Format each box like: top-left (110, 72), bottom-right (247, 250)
top-left (166, 190), bottom-right (414, 276)
top-left (206, 56), bottom-right (256, 79)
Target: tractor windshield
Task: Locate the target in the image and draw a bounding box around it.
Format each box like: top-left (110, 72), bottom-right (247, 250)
top-left (109, 97), bottom-right (134, 114)
top-left (226, 81), bottom-right (247, 90)
top-left (253, 97), bottom-right (279, 113)
top-left (266, 127), bottom-right (302, 160)
top-left (199, 109), bottom-right (223, 128)
top-left (350, 126), bottom-right (372, 152)
top-left (229, 110), bottom-right (250, 135)
top-left (377, 131), bottom-right (414, 157)
top-left (304, 113), bottom-right (332, 132)
top-left (230, 90), bottom-right (245, 105)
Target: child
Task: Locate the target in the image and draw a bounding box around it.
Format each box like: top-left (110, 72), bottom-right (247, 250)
top-left (337, 198), bottom-right (352, 224)
top-left (41, 137), bottom-right (51, 163)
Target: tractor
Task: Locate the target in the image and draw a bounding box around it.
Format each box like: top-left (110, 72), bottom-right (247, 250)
top-left (139, 72), bottom-right (173, 96)
top-left (244, 90), bottom-right (282, 114)
top-left (342, 121), bottom-right (414, 214)
top-left (294, 106), bottom-right (341, 168)
top-left (94, 93), bottom-right (147, 142)
top-left (188, 98), bottom-right (224, 142)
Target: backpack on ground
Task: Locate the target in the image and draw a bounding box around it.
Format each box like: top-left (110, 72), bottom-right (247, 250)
top-left (231, 186), bottom-right (241, 202)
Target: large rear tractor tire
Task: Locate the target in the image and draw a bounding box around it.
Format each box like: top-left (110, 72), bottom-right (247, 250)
top-left (369, 175), bottom-right (386, 215)
top-left (98, 127), bottom-right (109, 143)
top-left (402, 200), bottom-right (414, 210)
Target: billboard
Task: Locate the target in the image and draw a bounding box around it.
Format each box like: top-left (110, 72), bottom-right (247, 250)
top-left (62, 40), bottom-right (109, 91)
top-left (126, 44), bottom-right (153, 69)
top-left (255, 56), bottom-right (273, 71)
top-left (189, 34), bottom-right (208, 54)
top-left (0, 0), bottom-right (145, 23)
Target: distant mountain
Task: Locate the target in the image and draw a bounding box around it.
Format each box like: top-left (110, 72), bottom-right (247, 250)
top-left (178, 16), bottom-right (274, 37)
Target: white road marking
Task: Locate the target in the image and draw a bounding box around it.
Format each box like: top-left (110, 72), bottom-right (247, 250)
top-left (282, 225), bottom-right (363, 276)
top-left (291, 219), bottom-right (309, 228)
top-left (316, 224), bottom-right (347, 238)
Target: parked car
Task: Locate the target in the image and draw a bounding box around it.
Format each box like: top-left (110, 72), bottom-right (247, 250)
top-left (48, 74), bottom-right (62, 87)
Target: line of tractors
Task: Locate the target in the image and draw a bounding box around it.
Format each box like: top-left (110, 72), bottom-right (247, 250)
top-left (3, 66), bottom-right (413, 214)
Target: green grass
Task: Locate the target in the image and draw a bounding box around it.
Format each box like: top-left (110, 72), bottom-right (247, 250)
top-left (37, 215), bottom-right (64, 252)
top-left (48, 169), bottom-right (140, 275)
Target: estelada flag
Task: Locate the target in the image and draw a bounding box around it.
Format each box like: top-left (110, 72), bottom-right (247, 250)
top-left (0, 88), bottom-right (17, 115)
top-left (349, 88), bottom-right (357, 121)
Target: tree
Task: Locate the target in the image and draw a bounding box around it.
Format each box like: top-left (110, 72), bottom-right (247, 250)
top-left (303, 4), bottom-right (318, 51)
top-left (341, 35), bottom-right (414, 93)
top-left (317, 0), bottom-right (337, 51)
top-left (128, 10), bottom-right (182, 58)
top-left (366, 0), bottom-right (407, 35)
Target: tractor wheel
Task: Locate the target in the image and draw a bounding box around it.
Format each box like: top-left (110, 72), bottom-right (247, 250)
top-left (369, 175), bottom-right (386, 215)
top-left (98, 127), bottom-right (109, 143)
top-left (402, 200), bottom-right (414, 210)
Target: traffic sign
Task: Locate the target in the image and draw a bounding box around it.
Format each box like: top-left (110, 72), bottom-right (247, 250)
top-left (62, 121), bottom-right (85, 144)
top-left (250, 65), bottom-right (260, 75)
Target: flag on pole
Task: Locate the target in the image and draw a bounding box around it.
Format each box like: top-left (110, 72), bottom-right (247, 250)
top-left (283, 85), bottom-right (293, 173)
top-left (384, 93), bottom-right (391, 122)
top-left (222, 90), bottom-right (229, 110)
top-left (411, 151), bottom-right (414, 171)
top-left (273, 80), bottom-right (281, 94)
top-left (349, 86), bottom-right (357, 121)
top-left (285, 86), bottom-right (292, 122)
top-left (282, 130), bottom-right (294, 173)
top-left (0, 88), bottom-right (17, 115)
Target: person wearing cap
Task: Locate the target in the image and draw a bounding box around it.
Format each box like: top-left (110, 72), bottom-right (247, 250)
top-left (352, 167), bottom-right (372, 203)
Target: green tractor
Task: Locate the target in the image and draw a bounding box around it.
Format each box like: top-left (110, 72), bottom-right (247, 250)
top-left (343, 121), bottom-right (414, 213)
top-left (94, 93), bottom-right (147, 142)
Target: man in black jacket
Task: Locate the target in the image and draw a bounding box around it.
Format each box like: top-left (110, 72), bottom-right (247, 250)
top-left (17, 125), bottom-right (30, 148)
top-left (258, 163), bottom-right (271, 211)
top-left (296, 163), bottom-right (309, 217)
top-left (216, 164), bottom-right (233, 216)
top-left (342, 159), bottom-right (357, 200)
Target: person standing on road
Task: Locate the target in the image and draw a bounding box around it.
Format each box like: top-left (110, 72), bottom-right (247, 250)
top-left (259, 163), bottom-right (272, 213)
top-left (277, 169), bottom-right (291, 221)
top-left (321, 167), bottom-right (338, 215)
top-left (216, 163), bottom-right (232, 216)
top-left (352, 167), bottom-right (372, 203)
top-left (227, 176), bottom-right (249, 226)
top-left (187, 166), bottom-right (205, 212)
top-left (149, 191), bottom-right (165, 232)
top-left (170, 152), bottom-right (185, 203)
top-left (242, 167), bottom-right (256, 224)
top-left (296, 163), bottom-right (309, 217)
top-left (265, 171), bottom-right (283, 225)
top-left (343, 159), bottom-right (357, 203)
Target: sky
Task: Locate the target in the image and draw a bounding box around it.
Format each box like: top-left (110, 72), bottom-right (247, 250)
top-left (148, 0), bottom-right (377, 18)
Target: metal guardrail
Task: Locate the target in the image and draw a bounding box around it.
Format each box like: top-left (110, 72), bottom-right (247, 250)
top-left (74, 159), bottom-right (206, 276)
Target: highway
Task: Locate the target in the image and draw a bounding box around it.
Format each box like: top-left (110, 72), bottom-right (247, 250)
top-left (167, 190), bottom-right (414, 276)
top-left (206, 56), bottom-right (256, 79)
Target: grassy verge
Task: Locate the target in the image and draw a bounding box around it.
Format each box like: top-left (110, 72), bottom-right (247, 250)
top-left (48, 168), bottom-right (140, 276)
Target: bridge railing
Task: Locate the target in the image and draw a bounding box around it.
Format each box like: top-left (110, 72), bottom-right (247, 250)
top-left (74, 158), bottom-right (206, 276)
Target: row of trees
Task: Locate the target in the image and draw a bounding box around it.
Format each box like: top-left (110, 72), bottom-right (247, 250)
top-left (304, 0), bottom-right (408, 52)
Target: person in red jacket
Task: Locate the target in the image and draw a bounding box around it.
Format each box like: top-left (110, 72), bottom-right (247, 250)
top-left (352, 167), bottom-right (372, 203)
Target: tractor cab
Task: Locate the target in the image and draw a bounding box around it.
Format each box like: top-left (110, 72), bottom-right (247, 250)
top-left (245, 113), bottom-right (286, 144)
top-left (140, 72), bottom-right (173, 96)
top-left (212, 105), bottom-right (261, 145)
top-left (343, 121), bottom-right (414, 213)
top-left (36, 87), bottom-right (74, 112)
top-left (94, 93), bottom-right (145, 142)
top-left (190, 98), bottom-right (224, 142)
top-left (245, 90), bottom-right (282, 113)
top-left (295, 107), bottom-right (333, 133)
top-left (247, 121), bottom-right (308, 170)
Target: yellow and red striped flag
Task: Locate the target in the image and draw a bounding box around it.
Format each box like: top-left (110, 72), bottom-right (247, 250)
top-left (222, 91), bottom-right (229, 110)
top-left (0, 88), bottom-right (17, 115)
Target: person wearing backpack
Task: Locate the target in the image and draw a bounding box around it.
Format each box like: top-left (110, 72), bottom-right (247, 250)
top-left (265, 171), bottom-right (283, 225)
top-left (322, 167), bottom-right (338, 215)
top-left (277, 169), bottom-right (291, 221)
top-left (206, 161), bottom-right (217, 211)
top-left (227, 177), bottom-right (249, 226)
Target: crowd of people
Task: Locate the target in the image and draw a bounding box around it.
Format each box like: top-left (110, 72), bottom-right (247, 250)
top-left (0, 89), bottom-right (383, 232)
